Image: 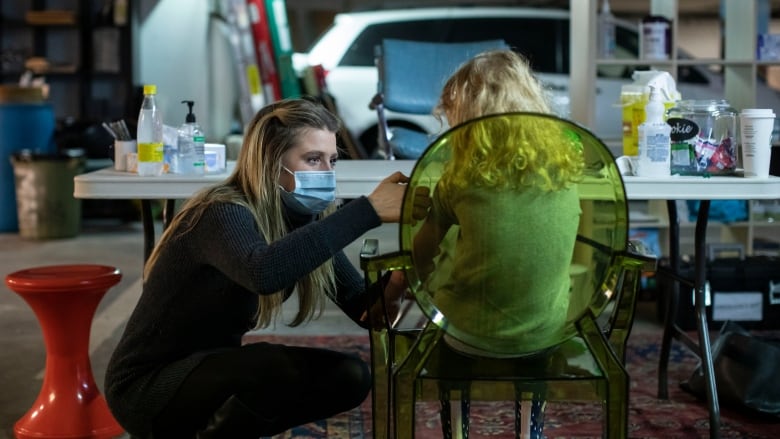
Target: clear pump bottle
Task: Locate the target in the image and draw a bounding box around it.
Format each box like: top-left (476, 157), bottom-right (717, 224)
top-left (136, 84), bottom-right (164, 176)
top-left (637, 85), bottom-right (672, 177)
top-left (597, 0), bottom-right (616, 58)
top-left (176, 100), bottom-right (205, 175)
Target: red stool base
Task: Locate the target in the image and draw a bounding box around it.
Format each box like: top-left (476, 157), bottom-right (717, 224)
top-left (14, 394), bottom-right (123, 439)
top-left (6, 265), bottom-right (125, 439)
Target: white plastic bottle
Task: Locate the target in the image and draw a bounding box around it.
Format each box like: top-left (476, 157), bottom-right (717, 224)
top-left (136, 84), bottom-right (164, 176)
top-left (597, 0), bottom-right (616, 58)
top-left (176, 100), bottom-right (206, 175)
top-left (636, 85), bottom-right (672, 177)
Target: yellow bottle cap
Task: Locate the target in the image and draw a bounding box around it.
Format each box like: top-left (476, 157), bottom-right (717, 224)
top-left (143, 84), bottom-right (157, 95)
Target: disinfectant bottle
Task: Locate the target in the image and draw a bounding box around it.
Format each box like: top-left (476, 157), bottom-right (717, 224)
top-left (176, 100), bottom-right (206, 175)
top-left (597, 0), bottom-right (616, 58)
top-left (636, 85), bottom-right (672, 177)
top-left (136, 84), bottom-right (164, 176)
top-left (621, 70), bottom-right (680, 158)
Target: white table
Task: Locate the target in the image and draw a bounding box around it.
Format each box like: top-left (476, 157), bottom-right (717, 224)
top-left (74, 160), bottom-right (416, 200)
top-left (74, 161), bottom-right (780, 435)
top-left (74, 160), bottom-right (780, 201)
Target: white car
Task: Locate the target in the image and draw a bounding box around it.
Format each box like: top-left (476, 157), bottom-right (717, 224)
top-left (293, 7), bottom-right (780, 156)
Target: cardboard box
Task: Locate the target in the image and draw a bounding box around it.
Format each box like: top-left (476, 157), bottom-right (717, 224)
top-left (204, 143), bottom-right (226, 174)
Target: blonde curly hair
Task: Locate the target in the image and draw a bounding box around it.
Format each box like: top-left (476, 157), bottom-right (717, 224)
top-left (434, 49), bottom-right (583, 191)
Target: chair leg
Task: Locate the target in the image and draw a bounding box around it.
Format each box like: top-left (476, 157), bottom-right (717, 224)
top-left (394, 375), bottom-right (417, 439)
top-left (606, 376), bottom-right (629, 439)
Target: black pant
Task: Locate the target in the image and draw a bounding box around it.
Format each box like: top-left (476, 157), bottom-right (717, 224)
top-left (151, 341), bottom-right (371, 438)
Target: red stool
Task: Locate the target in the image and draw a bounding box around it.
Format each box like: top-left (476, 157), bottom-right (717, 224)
top-left (5, 264), bottom-right (125, 439)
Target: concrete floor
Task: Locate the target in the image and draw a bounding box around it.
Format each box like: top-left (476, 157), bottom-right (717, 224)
top-left (0, 219), bottom-right (398, 439)
top-left (0, 218), bottom-right (662, 438)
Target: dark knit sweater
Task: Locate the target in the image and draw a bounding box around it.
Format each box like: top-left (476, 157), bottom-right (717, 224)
top-left (104, 196), bottom-right (381, 434)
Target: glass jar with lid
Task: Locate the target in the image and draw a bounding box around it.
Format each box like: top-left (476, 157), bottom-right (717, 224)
top-left (666, 100), bottom-right (738, 175)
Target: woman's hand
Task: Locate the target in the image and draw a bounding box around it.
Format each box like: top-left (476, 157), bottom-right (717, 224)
top-left (367, 172), bottom-right (409, 223)
top-left (410, 186), bottom-right (432, 225)
top-left (361, 270), bottom-right (410, 328)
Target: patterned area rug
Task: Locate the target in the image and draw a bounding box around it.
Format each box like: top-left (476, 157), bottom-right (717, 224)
top-left (241, 331), bottom-right (780, 438)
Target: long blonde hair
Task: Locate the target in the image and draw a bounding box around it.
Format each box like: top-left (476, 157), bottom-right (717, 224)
top-left (435, 49), bottom-right (551, 126)
top-left (434, 50), bottom-right (583, 191)
top-left (144, 98), bottom-right (342, 328)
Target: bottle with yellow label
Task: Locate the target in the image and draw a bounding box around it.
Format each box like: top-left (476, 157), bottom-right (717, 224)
top-left (621, 70), bottom-right (680, 159)
top-left (621, 83), bottom-right (645, 157)
top-left (136, 84), bottom-right (164, 176)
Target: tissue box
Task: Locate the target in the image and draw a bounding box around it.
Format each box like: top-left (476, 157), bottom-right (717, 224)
top-left (204, 143), bottom-right (226, 174)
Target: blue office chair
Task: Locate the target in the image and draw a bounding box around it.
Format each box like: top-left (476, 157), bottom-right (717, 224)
top-left (361, 112), bottom-right (656, 438)
top-left (369, 39), bottom-right (509, 160)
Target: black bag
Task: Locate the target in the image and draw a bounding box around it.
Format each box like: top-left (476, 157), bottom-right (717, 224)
top-left (683, 321), bottom-right (780, 416)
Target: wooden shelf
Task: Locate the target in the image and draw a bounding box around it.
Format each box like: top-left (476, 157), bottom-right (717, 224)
top-left (0, 1), bottom-right (134, 124)
top-left (572, 0), bottom-right (780, 257)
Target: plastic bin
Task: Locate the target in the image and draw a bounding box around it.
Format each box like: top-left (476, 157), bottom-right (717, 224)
top-left (10, 151), bottom-right (85, 239)
top-left (0, 88), bottom-right (56, 232)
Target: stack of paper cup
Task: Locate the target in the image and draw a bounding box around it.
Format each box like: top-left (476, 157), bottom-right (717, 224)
top-left (739, 109), bottom-right (775, 178)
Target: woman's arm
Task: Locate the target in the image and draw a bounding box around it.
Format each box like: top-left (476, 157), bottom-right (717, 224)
top-left (332, 251), bottom-right (409, 329)
top-left (193, 198), bottom-right (381, 295)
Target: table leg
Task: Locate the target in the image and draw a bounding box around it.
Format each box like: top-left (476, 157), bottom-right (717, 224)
top-left (693, 200), bottom-right (720, 438)
top-left (658, 200), bottom-right (680, 399)
top-left (140, 199), bottom-right (177, 264)
top-left (141, 200), bottom-right (155, 263)
top-left (163, 199), bottom-right (176, 229)
top-left (657, 200), bottom-right (720, 438)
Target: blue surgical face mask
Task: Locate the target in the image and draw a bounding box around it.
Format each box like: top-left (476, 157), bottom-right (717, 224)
top-left (279, 167), bottom-right (337, 215)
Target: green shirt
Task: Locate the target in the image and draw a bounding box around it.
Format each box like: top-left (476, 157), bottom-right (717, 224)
top-left (422, 184), bottom-right (581, 355)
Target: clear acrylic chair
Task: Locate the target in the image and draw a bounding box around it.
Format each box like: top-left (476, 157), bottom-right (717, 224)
top-left (361, 112), bottom-right (656, 438)
top-left (369, 38), bottom-right (508, 160)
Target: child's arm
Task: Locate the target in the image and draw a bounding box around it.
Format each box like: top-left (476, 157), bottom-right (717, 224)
top-left (413, 209), bottom-right (451, 281)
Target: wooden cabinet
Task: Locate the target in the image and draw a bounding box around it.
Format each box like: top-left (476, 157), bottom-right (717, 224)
top-left (0, 0), bottom-right (133, 124)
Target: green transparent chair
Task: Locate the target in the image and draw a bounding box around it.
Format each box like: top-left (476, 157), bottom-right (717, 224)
top-left (361, 112), bottom-right (655, 439)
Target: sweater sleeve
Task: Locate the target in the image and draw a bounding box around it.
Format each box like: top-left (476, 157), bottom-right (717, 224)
top-left (332, 250), bottom-right (371, 326)
top-left (189, 196), bottom-right (381, 295)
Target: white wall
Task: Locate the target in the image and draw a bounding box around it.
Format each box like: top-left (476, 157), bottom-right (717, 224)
top-left (137, 0), bottom-right (238, 142)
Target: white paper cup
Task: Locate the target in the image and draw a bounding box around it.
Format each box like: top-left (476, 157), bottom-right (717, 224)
top-left (615, 155), bottom-right (635, 176)
top-left (739, 109), bottom-right (775, 178)
top-left (126, 152), bottom-right (138, 173)
top-left (114, 140), bottom-right (137, 172)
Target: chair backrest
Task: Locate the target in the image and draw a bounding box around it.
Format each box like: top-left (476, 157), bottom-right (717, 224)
top-left (400, 112), bottom-right (629, 357)
top-left (378, 39), bottom-right (510, 114)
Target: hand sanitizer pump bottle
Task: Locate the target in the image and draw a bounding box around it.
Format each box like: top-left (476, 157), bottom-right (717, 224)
top-left (176, 100), bottom-right (206, 175)
top-left (636, 85), bottom-right (672, 177)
